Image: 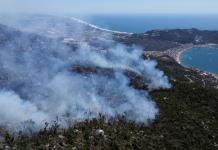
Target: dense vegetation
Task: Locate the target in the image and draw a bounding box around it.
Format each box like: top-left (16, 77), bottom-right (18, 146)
top-left (146, 28), bottom-right (218, 44)
top-left (116, 28), bottom-right (218, 51)
top-left (1, 57), bottom-right (217, 150)
top-left (0, 23), bottom-right (218, 149)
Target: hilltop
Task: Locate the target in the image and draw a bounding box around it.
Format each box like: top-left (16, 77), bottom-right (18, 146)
top-left (0, 15), bottom-right (218, 149)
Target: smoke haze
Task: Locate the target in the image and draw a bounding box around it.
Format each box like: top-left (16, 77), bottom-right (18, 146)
top-left (0, 15), bottom-right (171, 130)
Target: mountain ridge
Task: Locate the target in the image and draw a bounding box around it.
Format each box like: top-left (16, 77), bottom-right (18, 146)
top-left (0, 15), bottom-right (218, 149)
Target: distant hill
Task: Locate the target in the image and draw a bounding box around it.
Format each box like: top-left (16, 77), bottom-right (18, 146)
top-left (2, 15), bottom-right (218, 51)
top-left (116, 28), bottom-right (218, 51)
top-left (145, 28), bottom-right (218, 44)
top-left (0, 15), bottom-right (218, 150)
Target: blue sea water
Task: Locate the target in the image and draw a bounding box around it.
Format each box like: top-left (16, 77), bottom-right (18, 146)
top-left (180, 46), bottom-right (218, 75)
top-left (77, 14), bottom-right (218, 75)
top-left (76, 15), bottom-right (218, 33)
top-left (77, 15), bottom-right (218, 75)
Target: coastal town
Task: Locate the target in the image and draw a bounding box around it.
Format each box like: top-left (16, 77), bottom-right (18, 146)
top-left (0, 11), bottom-right (218, 149)
top-left (143, 43), bottom-right (218, 89)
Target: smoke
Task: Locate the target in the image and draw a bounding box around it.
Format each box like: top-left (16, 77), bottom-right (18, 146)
top-left (0, 15), bottom-right (171, 129)
top-left (0, 90), bottom-right (48, 125)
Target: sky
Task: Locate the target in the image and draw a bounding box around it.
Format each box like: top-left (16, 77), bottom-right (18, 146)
top-left (0, 0), bottom-right (218, 15)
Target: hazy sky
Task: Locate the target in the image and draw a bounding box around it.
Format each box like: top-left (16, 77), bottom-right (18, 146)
top-left (0, 0), bottom-right (218, 15)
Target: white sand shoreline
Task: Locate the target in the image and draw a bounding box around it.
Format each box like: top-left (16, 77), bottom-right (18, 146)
top-left (175, 43), bottom-right (217, 64)
top-left (173, 43), bottom-right (218, 79)
top-left (144, 43), bottom-right (218, 80)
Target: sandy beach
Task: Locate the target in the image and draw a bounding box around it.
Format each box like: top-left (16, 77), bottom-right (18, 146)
top-left (170, 43), bottom-right (218, 80)
top-left (144, 43), bottom-right (218, 81)
top-left (144, 43), bottom-right (195, 63)
top-left (165, 43), bottom-right (217, 64)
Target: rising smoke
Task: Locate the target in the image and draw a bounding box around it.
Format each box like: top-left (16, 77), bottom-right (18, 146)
top-left (0, 15), bottom-right (171, 130)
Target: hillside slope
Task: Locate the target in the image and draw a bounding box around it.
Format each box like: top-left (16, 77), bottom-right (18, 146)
top-left (0, 16), bottom-right (218, 149)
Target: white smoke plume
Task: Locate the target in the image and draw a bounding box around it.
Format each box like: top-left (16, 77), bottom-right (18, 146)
top-left (0, 15), bottom-right (171, 129)
top-left (0, 90), bottom-right (48, 125)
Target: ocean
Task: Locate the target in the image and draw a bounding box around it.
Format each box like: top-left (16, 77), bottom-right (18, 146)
top-left (76, 14), bottom-right (218, 75)
top-left (2, 14), bottom-right (218, 75)
top-left (180, 46), bottom-right (218, 75)
top-left (76, 14), bottom-right (218, 33)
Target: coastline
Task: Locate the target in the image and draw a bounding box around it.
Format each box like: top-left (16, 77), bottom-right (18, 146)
top-left (211, 72), bottom-right (218, 80)
top-left (144, 43), bottom-right (218, 81)
top-left (174, 43), bottom-right (218, 80)
top-left (165, 43), bottom-right (217, 65)
top-left (70, 17), bottom-right (134, 35)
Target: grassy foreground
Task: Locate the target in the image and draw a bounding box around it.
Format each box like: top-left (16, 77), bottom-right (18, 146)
top-left (0, 80), bottom-right (217, 150)
top-left (0, 57), bottom-right (218, 150)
